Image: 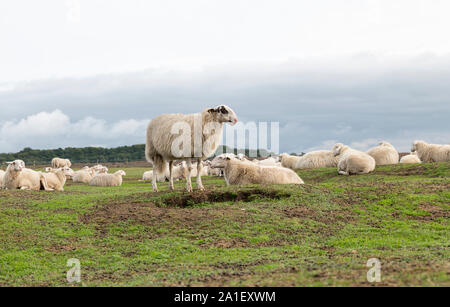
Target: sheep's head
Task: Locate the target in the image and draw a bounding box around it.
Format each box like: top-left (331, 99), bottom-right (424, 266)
top-left (7, 160), bottom-right (25, 172)
top-left (278, 153), bottom-right (289, 160)
top-left (379, 141), bottom-right (391, 147)
top-left (116, 170), bottom-right (126, 177)
top-left (332, 143), bottom-right (345, 156)
top-left (210, 155), bottom-right (231, 169)
top-left (236, 153), bottom-right (245, 160)
top-left (62, 167), bottom-right (75, 177)
top-left (411, 140), bottom-right (426, 153)
top-left (207, 105), bottom-right (238, 125)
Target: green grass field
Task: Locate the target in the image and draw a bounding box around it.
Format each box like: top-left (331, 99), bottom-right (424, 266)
top-left (0, 162), bottom-right (449, 286)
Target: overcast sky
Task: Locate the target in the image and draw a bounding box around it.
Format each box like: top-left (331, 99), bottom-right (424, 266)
top-left (1, 0), bottom-right (449, 153)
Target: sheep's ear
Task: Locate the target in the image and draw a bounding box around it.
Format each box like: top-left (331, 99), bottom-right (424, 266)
top-left (207, 108), bottom-right (216, 114)
top-left (226, 157), bottom-right (231, 160)
top-left (6, 161), bottom-right (13, 165)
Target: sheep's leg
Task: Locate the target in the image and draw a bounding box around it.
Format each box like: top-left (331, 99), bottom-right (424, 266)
top-left (168, 161), bottom-right (174, 191)
top-left (152, 167), bottom-right (158, 193)
top-left (186, 160), bottom-right (193, 192)
top-left (196, 159), bottom-right (205, 191)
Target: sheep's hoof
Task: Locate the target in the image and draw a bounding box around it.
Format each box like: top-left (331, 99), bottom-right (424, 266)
top-left (198, 186), bottom-right (205, 191)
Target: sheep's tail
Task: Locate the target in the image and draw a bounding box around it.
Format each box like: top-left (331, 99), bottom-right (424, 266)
top-left (145, 127), bottom-right (167, 176)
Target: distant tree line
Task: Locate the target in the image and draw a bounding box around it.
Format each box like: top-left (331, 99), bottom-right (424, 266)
top-left (0, 145), bottom-right (146, 165)
top-left (0, 144), bottom-right (279, 165)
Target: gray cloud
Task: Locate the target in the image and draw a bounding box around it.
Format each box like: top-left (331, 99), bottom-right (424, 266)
top-left (1, 54), bottom-right (449, 153)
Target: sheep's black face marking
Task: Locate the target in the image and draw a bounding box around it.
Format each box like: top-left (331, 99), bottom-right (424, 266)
top-left (219, 106), bottom-right (228, 114)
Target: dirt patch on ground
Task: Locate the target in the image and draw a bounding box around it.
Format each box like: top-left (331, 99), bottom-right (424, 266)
top-left (283, 205), bottom-right (356, 227)
top-left (80, 201), bottom-right (249, 237)
top-left (158, 189), bottom-right (291, 208)
top-left (408, 203), bottom-right (449, 221)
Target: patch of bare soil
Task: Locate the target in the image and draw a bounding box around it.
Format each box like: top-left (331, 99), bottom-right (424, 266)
top-left (80, 201), bottom-right (249, 237)
top-left (414, 203), bottom-right (449, 221)
top-left (158, 189), bottom-right (291, 208)
top-left (282, 206), bottom-right (355, 230)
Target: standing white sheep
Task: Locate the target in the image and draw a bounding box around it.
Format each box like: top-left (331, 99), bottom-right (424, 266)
top-left (332, 143), bottom-right (376, 175)
top-left (51, 158), bottom-right (72, 168)
top-left (2, 160), bottom-right (52, 191)
top-left (42, 167), bottom-right (75, 191)
top-left (89, 170), bottom-right (126, 187)
top-left (400, 153), bottom-right (421, 164)
top-left (210, 156), bottom-right (304, 185)
top-left (295, 150), bottom-right (339, 169)
top-left (145, 105), bottom-right (238, 192)
top-left (411, 140), bottom-right (450, 162)
top-left (366, 141), bottom-right (399, 165)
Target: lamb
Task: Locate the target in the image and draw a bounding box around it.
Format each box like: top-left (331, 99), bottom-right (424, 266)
top-left (145, 105), bottom-right (238, 192)
top-left (400, 153), bottom-right (421, 164)
top-left (72, 168), bottom-right (96, 184)
top-left (279, 153), bottom-right (302, 170)
top-left (295, 150), bottom-right (339, 169)
top-left (210, 156), bottom-right (304, 185)
top-left (42, 167), bottom-right (75, 191)
top-left (0, 170), bottom-right (5, 188)
top-left (51, 158), bottom-right (72, 169)
top-left (411, 140), bottom-right (450, 162)
top-left (89, 170), bottom-right (126, 187)
top-left (2, 160), bottom-right (52, 191)
top-left (332, 143), bottom-right (376, 175)
top-left (366, 141), bottom-right (399, 165)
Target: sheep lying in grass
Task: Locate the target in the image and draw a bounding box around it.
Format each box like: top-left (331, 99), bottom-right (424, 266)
top-left (92, 164), bottom-right (108, 174)
top-left (46, 167), bottom-right (75, 180)
top-left (366, 141), bottom-right (399, 165)
top-left (0, 170), bottom-right (5, 188)
top-left (279, 153), bottom-right (302, 170)
top-left (51, 158), bottom-right (72, 169)
top-left (411, 140), bottom-right (450, 162)
top-left (73, 168), bottom-right (96, 184)
top-left (210, 156), bottom-right (304, 185)
top-left (146, 105), bottom-right (238, 192)
top-left (332, 143), bottom-right (376, 175)
top-left (42, 167), bottom-right (75, 191)
top-left (295, 150), bottom-right (339, 169)
top-left (89, 170), bottom-right (126, 187)
top-left (400, 153), bottom-right (421, 164)
top-left (142, 170), bottom-right (168, 182)
top-left (181, 161), bottom-right (210, 178)
top-left (2, 160), bottom-right (52, 191)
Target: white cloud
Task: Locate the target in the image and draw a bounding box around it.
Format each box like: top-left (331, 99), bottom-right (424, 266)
top-left (0, 110), bottom-right (148, 153)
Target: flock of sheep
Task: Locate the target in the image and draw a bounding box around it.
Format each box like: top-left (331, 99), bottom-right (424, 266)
top-left (0, 158), bottom-right (126, 191)
top-left (144, 105), bottom-right (450, 192)
top-left (1, 105), bottom-right (449, 193)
